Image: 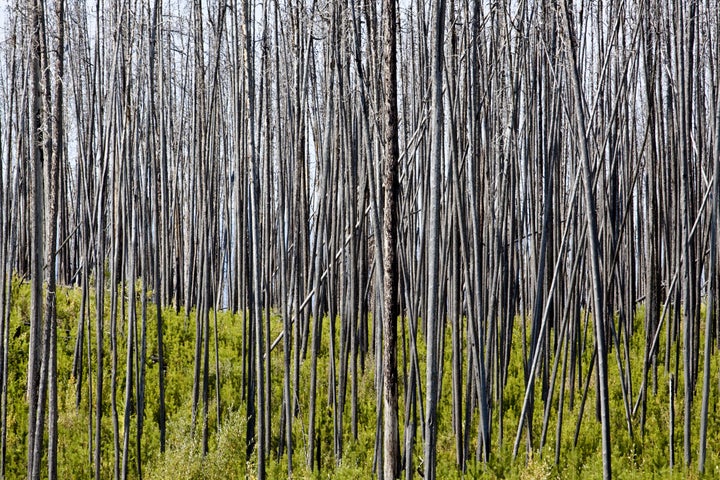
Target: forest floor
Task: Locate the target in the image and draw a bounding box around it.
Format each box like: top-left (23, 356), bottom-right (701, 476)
top-left (3, 279), bottom-right (720, 479)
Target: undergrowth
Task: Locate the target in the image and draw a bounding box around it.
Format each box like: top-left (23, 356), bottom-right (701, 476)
top-left (3, 279), bottom-right (720, 478)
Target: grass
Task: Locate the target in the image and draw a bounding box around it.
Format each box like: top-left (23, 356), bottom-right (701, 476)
top-left (3, 278), bottom-right (720, 478)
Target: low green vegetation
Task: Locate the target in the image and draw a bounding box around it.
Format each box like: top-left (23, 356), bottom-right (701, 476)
top-left (4, 279), bottom-right (720, 478)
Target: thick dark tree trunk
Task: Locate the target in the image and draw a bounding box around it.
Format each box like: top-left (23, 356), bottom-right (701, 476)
top-left (381, 0), bottom-right (400, 476)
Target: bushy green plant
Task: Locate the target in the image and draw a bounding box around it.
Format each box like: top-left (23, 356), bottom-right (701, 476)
top-left (4, 280), bottom-right (720, 478)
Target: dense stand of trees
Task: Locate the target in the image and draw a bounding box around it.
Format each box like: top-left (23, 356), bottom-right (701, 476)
top-left (1, 0), bottom-right (720, 478)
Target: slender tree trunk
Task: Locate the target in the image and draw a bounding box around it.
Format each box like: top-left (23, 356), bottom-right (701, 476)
top-left (27, 0), bottom-right (47, 474)
top-left (47, 1), bottom-right (65, 477)
top-left (698, 61), bottom-right (720, 474)
top-left (560, 3), bottom-right (612, 478)
top-left (423, 0), bottom-right (445, 477)
top-left (381, 0), bottom-right (400, 476)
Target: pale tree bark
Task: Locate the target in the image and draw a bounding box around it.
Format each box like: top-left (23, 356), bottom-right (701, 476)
top-left (46, 0), bottom-right (64, 478)
top-left (424, 0), bottom-right (445, 478)
top-left (0, 14), bottom-right (19, 479)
